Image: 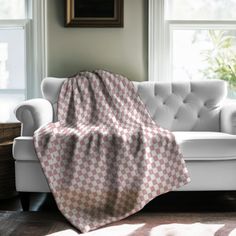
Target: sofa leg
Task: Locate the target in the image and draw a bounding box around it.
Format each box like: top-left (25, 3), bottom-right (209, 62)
top-left (19, 192), bottom-right (30, 211)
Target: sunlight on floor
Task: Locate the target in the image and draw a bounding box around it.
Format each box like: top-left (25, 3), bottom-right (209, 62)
top-left (46, 224), bottom-right (145, 236)
top-left (150, 223), bottom-right (224, 236)
top-left (230, 228), bottom-right (236, 236)
top-left (45, 222), bottom-right (236, 236)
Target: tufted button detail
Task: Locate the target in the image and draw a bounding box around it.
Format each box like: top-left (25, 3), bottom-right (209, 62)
top-left (174, 115), bottom-right (178, 119)
top-left (197, 114), bottom-right (201, 118)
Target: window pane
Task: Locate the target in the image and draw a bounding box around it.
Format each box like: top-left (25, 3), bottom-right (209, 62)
top-left (166, 0), bottom-right (236, 20)
top-left (0, 28), bottom-right (25, 89)
top-left (172, 29), bottom-right (236, 97)
top-left (0, 0), bottom-right (25, 19)
top-left (0, 92), bottom-right (24, 122)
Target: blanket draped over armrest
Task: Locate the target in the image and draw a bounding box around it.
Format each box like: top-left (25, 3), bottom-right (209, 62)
top-left (33, 70), bottom-right (190, 233)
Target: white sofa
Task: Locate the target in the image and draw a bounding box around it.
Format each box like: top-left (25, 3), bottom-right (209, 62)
top-left (13, 78), bottom-right (236, 209)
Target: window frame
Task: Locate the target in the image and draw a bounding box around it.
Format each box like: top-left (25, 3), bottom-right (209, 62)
top-left (0, 0), bottom-right (47, 99)
top-left (148, 0), bottom-right (236, 82)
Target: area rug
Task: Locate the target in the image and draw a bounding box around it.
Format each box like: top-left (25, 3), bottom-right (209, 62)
top-left (46, 213), bottom-right (236, 236)
top-left (47, 223), bottom-right (234, 236)
top-left (1, 211), bottom-right (236, 236)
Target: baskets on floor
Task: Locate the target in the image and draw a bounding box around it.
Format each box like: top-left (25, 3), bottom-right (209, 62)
top-left (0, 123), bottom-right (21, 199)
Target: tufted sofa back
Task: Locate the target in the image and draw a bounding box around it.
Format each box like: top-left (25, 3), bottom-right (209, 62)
top-left (133, 80), bottom-right (227, 131)
top-left (42, 78), bottom-right (227, 131)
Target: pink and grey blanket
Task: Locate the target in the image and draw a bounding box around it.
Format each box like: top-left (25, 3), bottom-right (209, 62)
top-left (33, 70), bottom-right (190, 233)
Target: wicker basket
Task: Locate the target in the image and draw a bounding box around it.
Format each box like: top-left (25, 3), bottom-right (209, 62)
top-left (0, 123), bottom-right (21, 199)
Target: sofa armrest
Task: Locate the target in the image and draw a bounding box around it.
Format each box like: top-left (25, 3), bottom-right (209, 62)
top-left (221, 99), bottom-right (236, 134)
top-left (15, 98), bottom-right (53, 136)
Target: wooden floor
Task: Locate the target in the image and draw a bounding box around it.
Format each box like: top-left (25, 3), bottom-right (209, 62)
top-left (1, 191), bottom-right (236, 235)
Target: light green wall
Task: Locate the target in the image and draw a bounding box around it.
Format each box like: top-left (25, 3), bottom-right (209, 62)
top-left (46, 0), bottom-right (148, 81)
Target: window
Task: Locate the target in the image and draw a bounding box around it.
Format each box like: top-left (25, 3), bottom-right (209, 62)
top-left (149, 0), bottom-right (236, 97)
top-left (0, 0), bottom-right (46, 122)
top-left (0, 0), bottom-right (25, 19)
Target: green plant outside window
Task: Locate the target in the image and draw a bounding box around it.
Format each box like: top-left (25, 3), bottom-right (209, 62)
top-left (201, 30), bottom-right (236, 97)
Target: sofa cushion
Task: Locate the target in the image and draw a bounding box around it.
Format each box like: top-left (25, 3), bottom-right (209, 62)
top-left (174, 132), bottom-right (236, 160)
top-left (13, 132), bottom-right (236, 162)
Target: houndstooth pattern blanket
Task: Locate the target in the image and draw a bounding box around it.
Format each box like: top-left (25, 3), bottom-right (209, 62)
top-left (34, 70), bottom-right (190, 233)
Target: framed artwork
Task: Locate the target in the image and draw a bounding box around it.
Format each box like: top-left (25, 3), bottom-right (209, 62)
top-left (65, 0), bottom-right (124, 27)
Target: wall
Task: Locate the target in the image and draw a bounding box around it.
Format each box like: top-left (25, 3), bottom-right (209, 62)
top-left (46, 0), bottom-right (148, 81)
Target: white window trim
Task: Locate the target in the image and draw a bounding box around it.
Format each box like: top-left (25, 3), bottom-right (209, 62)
top-left (149, 0), bottom-right (167, 81)
top-left (26, 0), bottom-right (47, 98)
top-left (148, 0), bottom-right (236, 82)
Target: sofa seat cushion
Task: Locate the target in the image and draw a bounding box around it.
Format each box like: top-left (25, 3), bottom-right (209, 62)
top-left (13, 137), bottom-right (38, 161)
top-left (13, 132), bottom-right (236, 162)
top-left (173, 131), bottom-right (236, 160)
